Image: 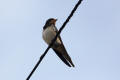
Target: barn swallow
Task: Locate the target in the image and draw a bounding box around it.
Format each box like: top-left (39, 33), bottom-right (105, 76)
top-left (42, 18), bottom-right (74, 67)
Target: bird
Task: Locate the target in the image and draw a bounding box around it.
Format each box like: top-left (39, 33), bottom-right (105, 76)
top-left (42, 18), bottom-right (75, 67)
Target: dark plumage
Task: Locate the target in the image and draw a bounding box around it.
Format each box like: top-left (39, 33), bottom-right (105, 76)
top-left (43, 18), bottom-right (75, 67)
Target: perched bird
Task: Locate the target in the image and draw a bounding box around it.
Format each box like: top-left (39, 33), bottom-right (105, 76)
top-left (42, 18), bottom-right (75, 67)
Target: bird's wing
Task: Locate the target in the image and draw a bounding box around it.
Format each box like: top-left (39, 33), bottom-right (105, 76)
top-left (53, 48), bottom-right (71, 67)
top-left (52, 26), bottom-right (75, 67)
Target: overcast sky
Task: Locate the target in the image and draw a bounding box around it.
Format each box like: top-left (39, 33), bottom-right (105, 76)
top-left (0, 0), bottom-right (120, 80)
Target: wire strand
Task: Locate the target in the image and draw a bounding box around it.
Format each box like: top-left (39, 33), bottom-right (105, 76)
top-left (26, 0), bottom-right (83, 80)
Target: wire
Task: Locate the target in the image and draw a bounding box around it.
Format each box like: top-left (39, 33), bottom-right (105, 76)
top-left (26, 0), bottom-right (83, 80)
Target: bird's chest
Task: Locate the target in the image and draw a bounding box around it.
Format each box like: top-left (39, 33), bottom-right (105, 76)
top-left (42, 27), bottom-right (56, 44)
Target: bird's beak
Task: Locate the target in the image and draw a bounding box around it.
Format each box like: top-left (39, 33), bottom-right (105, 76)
top-left (55, 19), bottom-right (57, 22)
top-left (51, 19), bottom-right (57, 24)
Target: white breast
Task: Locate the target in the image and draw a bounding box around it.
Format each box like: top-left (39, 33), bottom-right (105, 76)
top-left (42, 26), bottom-right (61, 45)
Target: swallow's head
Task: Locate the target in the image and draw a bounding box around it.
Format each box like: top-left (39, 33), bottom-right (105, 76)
top-left (46, 18), bottom-right (57, 25)
top-left (43, 18), bottom-right (57, 29)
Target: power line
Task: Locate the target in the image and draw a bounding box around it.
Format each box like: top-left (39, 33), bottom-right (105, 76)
top-left (26, 0), bottom-right (83, 80)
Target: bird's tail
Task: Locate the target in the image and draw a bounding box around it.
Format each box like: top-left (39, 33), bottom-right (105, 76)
top-left (53, 46), bottom-right (75, 67)
top-left (53, 49), bottom-right (72, 67)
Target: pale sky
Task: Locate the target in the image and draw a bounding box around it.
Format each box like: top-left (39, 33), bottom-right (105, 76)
top-left (0, 0), bottom-right (120, 80)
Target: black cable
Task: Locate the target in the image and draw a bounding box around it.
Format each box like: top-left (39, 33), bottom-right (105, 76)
top-left (26, 0), bottom-right (83, 80)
